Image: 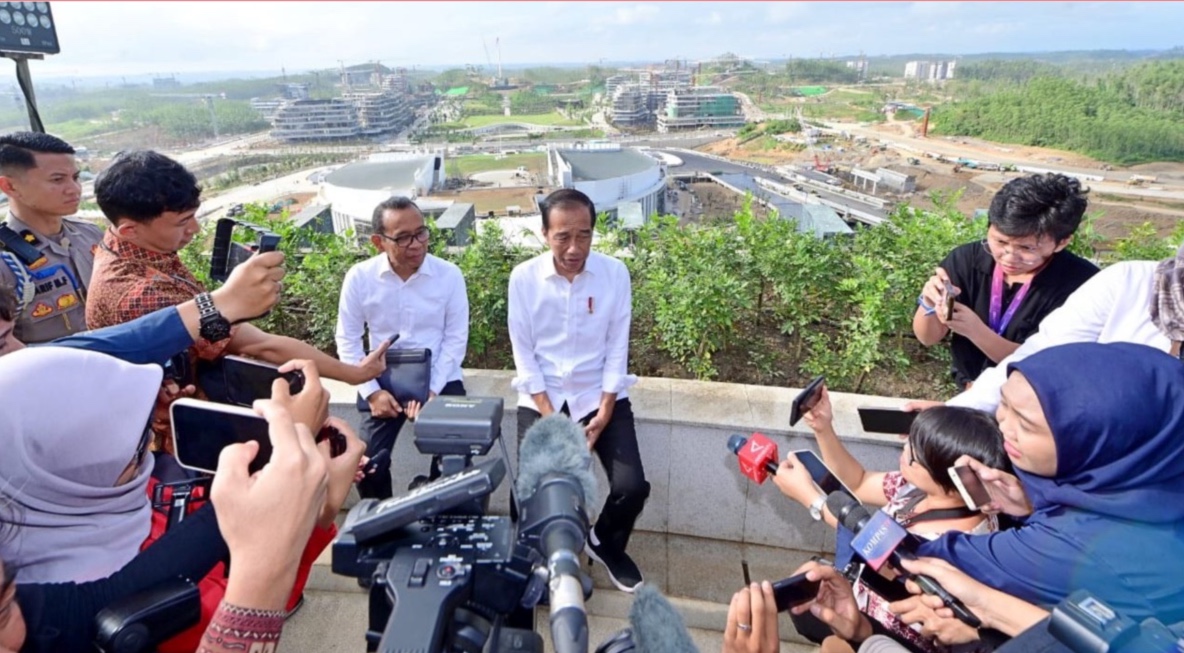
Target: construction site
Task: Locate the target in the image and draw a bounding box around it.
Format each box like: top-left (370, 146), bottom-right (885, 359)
top-left (700, 92), bottom-right (1184, 242)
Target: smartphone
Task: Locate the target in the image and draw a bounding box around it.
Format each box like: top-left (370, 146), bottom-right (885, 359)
top-left (941, 280), bottom-right (958, 321)
top-left (222, 355), bottom-right (305, 405)
top-left (949, 465), bottom-right (992, 511)
top-left (741, 560), bottom-right (752, 586)
top-left (857, 407), bottom-right (919, 435)
top-left (172, 398), bottom-right (344, 475)
top-left (772, 572), bottom-right (821, 611)
top-left (789, 375), bottom-right (826, 427)
top-left (171, 398), bottom-right (273, 475)
top-left (792, 449), bottom-right (858, 503)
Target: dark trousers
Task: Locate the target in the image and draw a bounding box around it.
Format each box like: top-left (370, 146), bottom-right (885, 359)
top-left (516, 397), bottom-right (651, 555)
top-left (356, 379), bottom-right (466, 500)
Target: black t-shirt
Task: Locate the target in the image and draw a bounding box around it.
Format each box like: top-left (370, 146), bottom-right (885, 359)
top-left (939, 241), bottom-right (1099, 386)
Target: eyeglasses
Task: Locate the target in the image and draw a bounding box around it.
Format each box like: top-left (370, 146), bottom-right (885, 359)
top-left (378, 227), bottom-right (430, 248)
top-left (133, 422), bottom-right (153, 469)
top-left (981, 237), bottom-right (1046, 264)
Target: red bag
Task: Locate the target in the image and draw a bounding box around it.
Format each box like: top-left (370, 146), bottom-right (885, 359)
top-left (142, 477), bottom-right (335, 652)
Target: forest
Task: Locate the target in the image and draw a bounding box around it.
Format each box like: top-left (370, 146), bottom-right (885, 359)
top-left (933, 60), bottom-right (1184, 164)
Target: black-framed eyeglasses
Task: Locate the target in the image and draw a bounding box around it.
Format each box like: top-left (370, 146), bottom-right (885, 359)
top-left (133, 422), bottom-right (153, 468)
top-left (378, 227), bottom-right (430, 248)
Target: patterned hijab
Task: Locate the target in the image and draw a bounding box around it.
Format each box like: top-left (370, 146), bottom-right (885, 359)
top-left (0, 347), bottom-right (159, 583)
top-left (1151, 242), bottom-right (1184, 341)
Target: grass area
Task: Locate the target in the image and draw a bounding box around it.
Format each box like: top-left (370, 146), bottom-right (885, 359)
top-left (449, 152), bottom-right (547, 177)
top-left (46, 118), bottom-right (120, 142)
top-left (461, 112), bottom-right (581, 128)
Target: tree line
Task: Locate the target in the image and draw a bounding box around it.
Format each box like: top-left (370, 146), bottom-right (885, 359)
top-left (935, 61), bottom-right (1184, 164)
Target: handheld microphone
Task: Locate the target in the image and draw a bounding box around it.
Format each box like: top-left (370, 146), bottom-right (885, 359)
top-left (595, 585), bottom-right (702, 653)
top-left (517, 415), bottom-right (600, 653)
top-left (726, 433), bottom-right (780, 484)
top-left (825, 493), bottom-right (983, 628)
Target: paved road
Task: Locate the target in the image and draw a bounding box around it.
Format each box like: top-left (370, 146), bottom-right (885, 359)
top-left (661, 149), bottom-right (887, 221)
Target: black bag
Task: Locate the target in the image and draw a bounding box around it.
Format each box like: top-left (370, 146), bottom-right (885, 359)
top-left (356, 348), bottom-right (432, 411)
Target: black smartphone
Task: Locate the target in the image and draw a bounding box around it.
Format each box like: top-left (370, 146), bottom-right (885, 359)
top-left (171, 398), bottom-right (272, 475)
top-left (741, 560), bottom-right (752, 586)
top-left (857, 407), bottom-right (919, 435)
top-left (363, 449), bottom-right (391, 476)
top-left (792, 449), bottom-right (858, 502)
top-left (222, 355), bottom-right (305, 404)
top-left (789, 375), bottom-right (826, 427)
top-left (172, 398), bottom-right (344, 475)
top-left (772, 572), bottom-right (821, 611)
top-left (941, 280), bottom-right (958, 321)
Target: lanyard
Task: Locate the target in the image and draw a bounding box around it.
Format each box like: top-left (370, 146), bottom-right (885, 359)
top-left (989, 265), bottom-right (1032, 335)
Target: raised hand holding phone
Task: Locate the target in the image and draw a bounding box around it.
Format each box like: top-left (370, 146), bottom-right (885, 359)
top-left (953, 455), bottom-right (1032, 516)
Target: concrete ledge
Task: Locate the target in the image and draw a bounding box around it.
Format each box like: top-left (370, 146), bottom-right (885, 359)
top-left (319, 370), bottom-right (912, 608)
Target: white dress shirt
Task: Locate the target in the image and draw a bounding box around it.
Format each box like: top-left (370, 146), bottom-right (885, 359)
top-left (948, 261), bottom-right (1170, 412)
top-left (335, 252), bottom-right (469, 399)
top-left (508, 251), bottom-right (637, 419)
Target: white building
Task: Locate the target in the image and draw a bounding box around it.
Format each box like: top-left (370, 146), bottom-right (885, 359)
top-left (904, 60), bottom-right (956, 82)
top-left (342, 90), bottom-right (412, 136)
top-left (320, 153), bottom-right (447, 235)
top-left (656, 87), bottom-right (745, 132)
top-left (271, 99), bottom-right (360, 141)
top-left (547, 144), bottom-right (665, 219)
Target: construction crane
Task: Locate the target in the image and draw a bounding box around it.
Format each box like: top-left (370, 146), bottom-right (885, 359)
top-left (149, 92), bottom-right (226, 139)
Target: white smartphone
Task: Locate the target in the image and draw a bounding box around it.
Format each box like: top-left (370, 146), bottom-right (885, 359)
top-left (170, 398), bottom-right (272, 475)
top-left (949, 465), bottom-right (992, 511)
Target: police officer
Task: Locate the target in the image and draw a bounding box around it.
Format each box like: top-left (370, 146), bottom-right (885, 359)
top-left (0, 132), bottom-right (100, 344)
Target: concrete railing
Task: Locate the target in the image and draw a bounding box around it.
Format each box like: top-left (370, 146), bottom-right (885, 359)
top-left (323, 369), bottom-right (913, 608)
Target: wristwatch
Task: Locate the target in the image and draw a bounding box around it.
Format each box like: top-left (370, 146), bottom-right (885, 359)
top-left (196, 292), bottom-right (232, 342)
top-left (809, 495), bottom-right (826, 521)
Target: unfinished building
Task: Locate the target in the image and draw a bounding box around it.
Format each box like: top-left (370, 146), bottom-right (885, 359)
top-left (656, 87), bottom-right (744, 132)
top-left (270, 99), bottom-right (360, 141)
top-left (342, 90), bottom-right (413, 136)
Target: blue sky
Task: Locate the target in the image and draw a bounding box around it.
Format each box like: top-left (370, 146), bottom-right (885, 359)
top-left (32, 1), bottom-right (1184, 80)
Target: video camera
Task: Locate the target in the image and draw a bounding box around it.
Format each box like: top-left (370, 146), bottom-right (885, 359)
top-left (332, 397), bottom-right (551, 653)
top-left (209, 217), bottom-right (280, 283)
top-left (1050, 590), bottom-right (1184, 653)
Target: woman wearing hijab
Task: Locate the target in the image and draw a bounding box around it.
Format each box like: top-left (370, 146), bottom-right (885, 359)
top-left (0, 346), bottom-right (364, 652)
top-left (0, 346), bottom-right (161, 583)
top-left (913, 341), bottom-right (1184, 623)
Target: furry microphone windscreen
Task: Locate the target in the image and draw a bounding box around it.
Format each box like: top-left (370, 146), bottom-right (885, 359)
top-left (515, 413), bottom-right (598, 505)
top-left (629, 585), bottom-right (701, 653)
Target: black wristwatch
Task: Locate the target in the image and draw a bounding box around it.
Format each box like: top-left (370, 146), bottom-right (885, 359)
top-left (196, 292), bottom-right (232, 342)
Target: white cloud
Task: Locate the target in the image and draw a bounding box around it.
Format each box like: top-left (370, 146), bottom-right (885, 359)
top-left (697, 11), bottom-right (724, 26)
top-left (611, 3), bottom-right (660, 25)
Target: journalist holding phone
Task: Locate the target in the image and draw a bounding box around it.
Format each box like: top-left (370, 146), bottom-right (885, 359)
top-left (335, 197), bottom-right (470, 501)
top-left (912, 174), bottom-right (1097, 389)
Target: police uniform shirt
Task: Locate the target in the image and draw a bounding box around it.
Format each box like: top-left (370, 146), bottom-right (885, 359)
top-left (0, 212), bottom-right (104, 344)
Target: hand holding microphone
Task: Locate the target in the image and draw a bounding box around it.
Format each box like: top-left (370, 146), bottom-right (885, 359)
top-left (826, 493), bottom-right (982, 629)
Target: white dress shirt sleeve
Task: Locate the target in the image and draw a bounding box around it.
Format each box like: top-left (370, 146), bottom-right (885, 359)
top-left (431, 267), bottom-right (470, 394)
top-left (601, 263), bottom-right (636, 395)
top-left (947, 263), bottom-right (1123, 412)
top-left (334, 265), bottom-right (382, 400)
top-left (508, 265), bottom-right (547, 396)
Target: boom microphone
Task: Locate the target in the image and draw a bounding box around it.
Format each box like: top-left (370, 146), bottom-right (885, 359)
top-left (825, 493), bottom-right (983, 628)
top-left (594, 585), bottom-right (702, 653)
top-left (517, 415), bottom-right (600, 653)
top-left (630, 585), bottom-right (701, 653)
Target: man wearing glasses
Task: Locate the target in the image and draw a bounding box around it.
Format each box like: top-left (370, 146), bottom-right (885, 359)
top-left (335, 196), bottom-right (469, 500)
top-left (913, 173), bottom-right (1099, 389)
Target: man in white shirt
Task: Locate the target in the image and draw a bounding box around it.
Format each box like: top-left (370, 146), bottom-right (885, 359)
top-left (943, 252), bottom-right (1180, 413)
top-left (508, 188), bottom-right (650, 593)
top-left (336, 197), bottom-right (470, 500)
